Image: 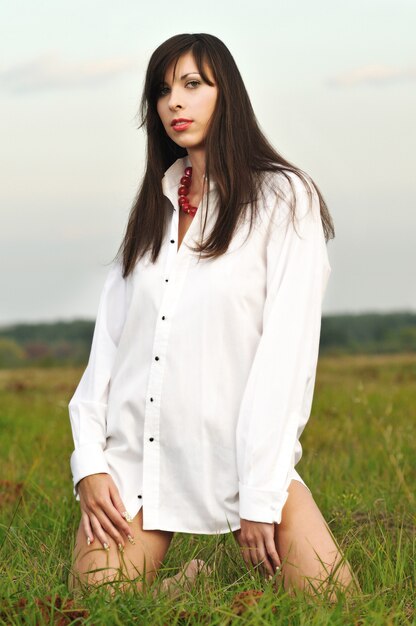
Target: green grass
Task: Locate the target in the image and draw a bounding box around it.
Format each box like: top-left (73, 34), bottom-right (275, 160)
top-left (0, 355), bottom-right (415, 624)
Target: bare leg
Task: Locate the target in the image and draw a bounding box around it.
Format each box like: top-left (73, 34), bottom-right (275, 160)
top-left (68, 507), bottom-right (174, 595)
top-left (233, 479), bottom-right (360, 601)
top-left (273, 480), bottom-right (361, 601)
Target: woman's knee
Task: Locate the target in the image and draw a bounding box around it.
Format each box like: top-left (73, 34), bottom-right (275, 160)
top-left (274, 480), bottom-right (359, 598)
top-left (68, 508), bottom-right (174, 593)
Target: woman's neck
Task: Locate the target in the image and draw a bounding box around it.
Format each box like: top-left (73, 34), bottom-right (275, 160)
top-left (186, 148), bottom-right (206, 197)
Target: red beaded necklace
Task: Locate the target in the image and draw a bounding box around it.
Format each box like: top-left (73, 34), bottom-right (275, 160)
top-left (177, 166), bottom-right (198, 217)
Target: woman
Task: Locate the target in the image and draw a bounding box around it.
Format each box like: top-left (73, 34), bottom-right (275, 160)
top-left (68, 33), bottom-right (360, 600)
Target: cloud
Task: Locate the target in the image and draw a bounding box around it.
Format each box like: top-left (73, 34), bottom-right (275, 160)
top-left (327, 63), bottom-right (416, 87)
top-left (0, 52), bottom-right (142, 94)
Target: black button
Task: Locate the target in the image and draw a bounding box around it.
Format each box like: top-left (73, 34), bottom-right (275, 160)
top-left (150, 397), bottom-right (154, 402)
top-left (165, 279), bottom-right (168, 282)
top-left (170, 239), bottom-right (175, 243)
top-left (149, 437), bottom-right (154, 442)
top-left (137, 494), bottom-right (142, 498)
top-left (155, 356), bottom-right (159, 361)
top-left (161, 315), bottom-right (165, 320)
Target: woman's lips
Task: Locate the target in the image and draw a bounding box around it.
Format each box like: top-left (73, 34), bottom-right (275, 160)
top-left (172, 121), bottom-right (193, 132)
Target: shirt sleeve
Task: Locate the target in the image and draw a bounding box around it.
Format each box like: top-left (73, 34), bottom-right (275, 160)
top-left (235, 171), bottom-right (332, 524)
top-left (68, 259), bottom-right (128, 500)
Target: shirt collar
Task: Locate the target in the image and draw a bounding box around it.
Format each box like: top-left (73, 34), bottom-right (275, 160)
top-left (162, 155), bottom-right (216, 211)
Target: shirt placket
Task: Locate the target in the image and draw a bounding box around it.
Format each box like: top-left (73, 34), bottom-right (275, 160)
top-left (141, 203), bottom-right (202, 529)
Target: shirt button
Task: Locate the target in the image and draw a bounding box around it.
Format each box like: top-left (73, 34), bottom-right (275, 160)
top-left (161, 315), bottom-right (165, 320)
top-left (165, 279), bottom-right (169, 282)
top-left (155, 356), bottom-right (159, 361)
top-left (150, 397), bottom-right (154, 402)
top-left (149, 437), bottom-right (154, 442)
top-left (170, 239), bottom-right (175, 244)
top-left (137, 494), bottom-right (142, 498)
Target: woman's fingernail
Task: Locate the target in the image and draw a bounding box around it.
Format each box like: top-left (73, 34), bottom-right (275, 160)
top-left (127, 535), bottom-right (136, 545)
top-left (268, 574), bottom-right (273, 581)
top-left (118, 543), bottom-right (124, 552)
top-left (122, 511), bottom-right (133, 522)
top-left (103, 542), bottom-right (110, 551)
top-left (86, 536), bottom-right (91, 546)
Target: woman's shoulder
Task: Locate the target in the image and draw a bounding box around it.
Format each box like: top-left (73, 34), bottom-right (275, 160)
top-left (260, 167), bottom-right (316, 204)
top-left (101, 256), bottom-right (135, 297)
top-left (251, 167), bottom-right (322, 249)
top-left (258, 166), bottom-right (320, 226)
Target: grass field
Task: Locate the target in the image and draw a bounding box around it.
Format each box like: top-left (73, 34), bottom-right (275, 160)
top-left (0, 353), bottom-right (415, 624)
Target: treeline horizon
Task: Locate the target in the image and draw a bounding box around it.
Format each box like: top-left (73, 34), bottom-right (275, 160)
top-left (0, 311), bottom-right (415, 368)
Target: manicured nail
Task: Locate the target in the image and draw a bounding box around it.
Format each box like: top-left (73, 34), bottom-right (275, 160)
top-left (268, 574), bottom-right (273, 581)
top-left (122, 511), bottom-right (133, 522)
top-left (118, 543), bottom-right (124, 552)
top-left (103, 542), bottom-right (110, 551)
top-left (86, 536), bottom-right (91, 546)
top-left (127, 535), bottom-right (136, 545)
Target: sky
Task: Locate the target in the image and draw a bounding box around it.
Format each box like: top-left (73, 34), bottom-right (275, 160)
top-left (1, 0), bottom-right (415, 326)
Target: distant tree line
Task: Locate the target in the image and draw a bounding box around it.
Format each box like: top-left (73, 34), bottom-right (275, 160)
top-left (0, 320), bottom-right (93, 368)
top-left (0, 312), bottom-right (415, 368)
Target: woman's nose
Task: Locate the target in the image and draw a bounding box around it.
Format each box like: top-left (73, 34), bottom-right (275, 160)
top-left (168, 88), bottom-right (183, 110)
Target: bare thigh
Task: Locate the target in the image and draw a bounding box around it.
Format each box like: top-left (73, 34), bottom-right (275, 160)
top-left (273, 479), bottom-right (360, 599)
top-left (68, 508), bottom-right (174, 594)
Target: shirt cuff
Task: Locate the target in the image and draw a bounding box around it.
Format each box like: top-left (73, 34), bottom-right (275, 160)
top-left (238, 481), bottom-right (290, 524)
top-left (70, 444), bottom-right (110, 500)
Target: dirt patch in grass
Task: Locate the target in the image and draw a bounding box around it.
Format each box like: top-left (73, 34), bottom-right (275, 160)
top-left (0, 479), bottom-right (24, 507)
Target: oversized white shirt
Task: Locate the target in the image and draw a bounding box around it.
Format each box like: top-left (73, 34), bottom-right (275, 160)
top-left (68, 154), bottom-right (331, 534)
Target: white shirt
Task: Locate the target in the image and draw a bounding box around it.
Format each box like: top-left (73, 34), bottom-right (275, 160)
top-left (68, 154), bottom-right (331, 535)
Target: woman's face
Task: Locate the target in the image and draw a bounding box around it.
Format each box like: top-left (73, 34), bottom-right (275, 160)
top-left (156, 51), bottom-right (218, 150)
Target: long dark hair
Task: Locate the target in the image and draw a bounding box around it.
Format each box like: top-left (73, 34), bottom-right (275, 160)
top-left (115, 33), bottom-right (335, 278)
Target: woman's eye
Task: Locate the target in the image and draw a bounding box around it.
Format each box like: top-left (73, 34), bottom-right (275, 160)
top-left (158, 80), bottom-right (201, 96)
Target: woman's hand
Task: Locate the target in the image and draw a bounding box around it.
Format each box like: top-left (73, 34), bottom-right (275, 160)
top-left (77, 473), bottom-right (135, 550)
top-left (234, 519), bottom-right (281, 580)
